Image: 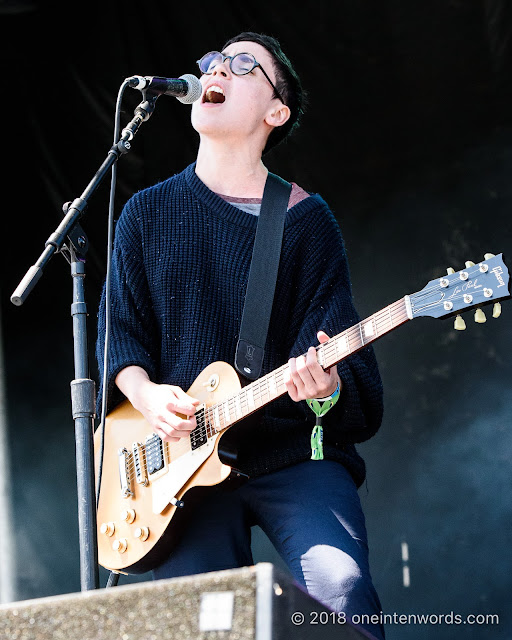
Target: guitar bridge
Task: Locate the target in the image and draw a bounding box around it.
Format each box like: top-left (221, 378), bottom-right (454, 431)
top-left (117, 447), bottom-right (133, 498)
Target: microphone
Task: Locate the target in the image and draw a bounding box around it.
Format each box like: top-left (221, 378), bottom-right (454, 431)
top-left (127, 73), bottom-right (202, 104)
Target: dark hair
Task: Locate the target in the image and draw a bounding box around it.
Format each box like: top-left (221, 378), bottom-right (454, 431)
top-left (222, 31), bottom-right (306, 154)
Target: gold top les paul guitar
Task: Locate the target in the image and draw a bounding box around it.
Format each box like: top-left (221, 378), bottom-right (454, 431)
top-left (94, 253), bottom-right (509, 574)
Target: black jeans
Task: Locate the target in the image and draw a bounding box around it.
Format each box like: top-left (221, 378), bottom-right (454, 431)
top-left (153, 459), bottom-right (385, 639)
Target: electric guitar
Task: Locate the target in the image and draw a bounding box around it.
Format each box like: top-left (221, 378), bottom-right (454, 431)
top-left (94, 253), bottom-right (509, 574)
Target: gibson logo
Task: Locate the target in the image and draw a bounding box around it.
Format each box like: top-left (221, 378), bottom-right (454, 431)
top-left (491, 266), bottom-right (506, 288)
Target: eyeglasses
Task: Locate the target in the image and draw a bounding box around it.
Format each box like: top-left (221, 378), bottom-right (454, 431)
top-left (196, 51), bottom-right (285, 104)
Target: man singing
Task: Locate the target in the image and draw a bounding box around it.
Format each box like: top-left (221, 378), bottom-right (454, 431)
top-left (97, 31), bottom-right (385, 639)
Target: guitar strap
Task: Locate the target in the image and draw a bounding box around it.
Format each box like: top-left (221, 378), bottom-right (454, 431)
top-left (235, 172), bottom-right (292, 380)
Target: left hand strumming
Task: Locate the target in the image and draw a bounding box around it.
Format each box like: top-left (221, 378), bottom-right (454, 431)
top-left (284, 330), bottom-right (342, 402)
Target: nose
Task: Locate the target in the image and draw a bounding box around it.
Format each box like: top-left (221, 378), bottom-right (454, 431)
top-left (211, 56), bottom-right (230, 78)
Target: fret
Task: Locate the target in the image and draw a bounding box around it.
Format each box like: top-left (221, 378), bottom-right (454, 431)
top-left (274, 366), bottom-right (288, 395)
top-left (246, 386), bottom-right (255, 411)
top-left (390, 299), bottom-right (408, 327)
top-left (268, 374), bottom-right (277, 397)
top-left (223, 400), bottom-right (230, 424)
top-left (235, 395), bottom-right (242, 420)
top-left (321, 333), bottom-right (349, 369)
top-left (348, 325), bottom-right (363, 354)
top-left (213, 405), bottom-right (221, 432)
top-left (256, 377), bottom-right (268, 404)
top-left (336, 334), bottom-right (349, 357)
top-left (259, 379), bottom-right (268, 405)
top-left (358, 323), bottom-right (365, 347)
top-left (363, 317), bottom-right (376, 339)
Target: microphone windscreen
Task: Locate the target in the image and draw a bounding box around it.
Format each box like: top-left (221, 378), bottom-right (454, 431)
top-left (177, 74), bottom-right (202, 104)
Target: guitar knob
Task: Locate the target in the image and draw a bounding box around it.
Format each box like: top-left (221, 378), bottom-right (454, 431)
top-left (493, 302), bottom-right (502, 318)
top-left (112, 538), bottom-right (128, 553)
top-left (121, 509), bottom-right (136, 524)
top-left (454, 315), bottom-right (466, 331)
top-left (465, 261), bottom-right (475, 268)
top-left (100, 522), bottom-right (115, 537)
top-left (474, 308), bottom-right (486, 323)
top-left (133, 526), bottom-right (150, 542)
top-left (484, 253), bottom-right (495, 260)
top-left (446, 267), bottom-right (455, 275)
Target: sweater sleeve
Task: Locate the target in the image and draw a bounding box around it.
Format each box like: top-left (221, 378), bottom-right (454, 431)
top-left (285, 203), bottom-right (383, 444)
top-left (95, 194), bottom-right (159, 414)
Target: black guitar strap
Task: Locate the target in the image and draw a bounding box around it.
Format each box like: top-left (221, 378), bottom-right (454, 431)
top-left (235, 172), bottom-right (292, 380)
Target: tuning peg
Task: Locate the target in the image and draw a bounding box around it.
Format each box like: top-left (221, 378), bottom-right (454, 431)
top-left (484, 253), bottom-right (495, 260)
top-left (454, 315), bottom-right (466, 331)
top-left (465, 261), bottom-right (475, 268)
top-left (493, 302), bottom-right (502, 318)
top-left (474, 308), bottom-right (486, 323)
top-left (447, 267), bottom-right (455, 274)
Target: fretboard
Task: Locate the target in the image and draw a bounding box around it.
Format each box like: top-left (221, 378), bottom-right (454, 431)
top-left (200, 297), bottom-right (410, 436)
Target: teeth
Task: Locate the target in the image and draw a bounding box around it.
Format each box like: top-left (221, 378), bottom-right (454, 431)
top-left (204, 84), bottom-right (226, 104)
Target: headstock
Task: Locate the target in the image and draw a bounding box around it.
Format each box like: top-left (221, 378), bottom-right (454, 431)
top-left (408, 253), bottom-right (509, 328)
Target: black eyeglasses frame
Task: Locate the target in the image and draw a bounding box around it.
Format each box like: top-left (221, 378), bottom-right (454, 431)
top-left (196, 51), bottom-right (285, 105)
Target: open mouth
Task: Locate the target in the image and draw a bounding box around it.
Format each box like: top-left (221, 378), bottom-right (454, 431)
top-left (203, 85), bottom-right (226, 104)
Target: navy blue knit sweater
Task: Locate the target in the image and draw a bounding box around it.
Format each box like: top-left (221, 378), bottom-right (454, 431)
top-left (96, 163), bottom-right (383, 486)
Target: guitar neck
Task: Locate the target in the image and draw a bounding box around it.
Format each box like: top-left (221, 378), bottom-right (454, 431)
top-left (204, 297), bottom-right (411, 433)
top-left (317, 296), bottom-right (411, 369)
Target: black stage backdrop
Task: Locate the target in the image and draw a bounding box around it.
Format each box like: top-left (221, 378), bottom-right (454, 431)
top-left (1, 2), bottom-right (511, 638)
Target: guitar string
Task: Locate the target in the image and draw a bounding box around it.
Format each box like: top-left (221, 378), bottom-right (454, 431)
top-left (196, 301), bottom-right (409, 439)
top-left (119, 269), bottom-right (497, 479)
top-left (411, 264), bottom-right (493, 300)
top-left (120, 300), bottom-right (409, 480)
top-left (121, 299), bottom-right (406, 480)
top-left (125, 287), bottom-right (479, 482)
top-left (198, 269), bottom-right (499, 435)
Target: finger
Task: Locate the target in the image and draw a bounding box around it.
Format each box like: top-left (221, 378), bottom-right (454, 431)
top-left (292, 356), bottom-right (310, 388)
top-left (304, 346), bottom-right (341, 397)
top-left (305, 346), bottom-right (326, 380)
top-left (166, 393), bottom-right (199, 416)
top-left (285, 358), bottom-right (302, 401)
top-left (316, 331), bottom-right (333, 374)
top-left (294, 353), bottom-right (320, 397)
top-left (173, 386), bottom-right (200, 407)
top-left (154, 425), bottom-right (180, 443)
top-left (158, 409), bottom-right (197, 432)
top-left (155, 419), bottom-right (196, 441)
top-left (317, 330), bottom-right (331, 344)
top-left (171, 413), bottom-right (197, 432)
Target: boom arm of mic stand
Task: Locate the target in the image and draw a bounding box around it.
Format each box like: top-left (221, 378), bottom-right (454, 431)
top-left (10, 94), bottom-right (158, 306)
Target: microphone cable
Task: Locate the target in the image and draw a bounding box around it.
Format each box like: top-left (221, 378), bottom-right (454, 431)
top-left (96, 77), bottom-right (132, 519)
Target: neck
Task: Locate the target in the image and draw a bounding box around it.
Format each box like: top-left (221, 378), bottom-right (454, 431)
top-left (195, 138), bottom-right (268, 197)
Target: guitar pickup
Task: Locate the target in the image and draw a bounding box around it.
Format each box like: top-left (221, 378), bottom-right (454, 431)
top-left (117, 447), bottom-right (133, 498)
top-left (132, 442), bottom-right (148, 486)
top-left (191, 404), bottom-right (207, 451)
top-left (145, 433), bottom-right (165, 475)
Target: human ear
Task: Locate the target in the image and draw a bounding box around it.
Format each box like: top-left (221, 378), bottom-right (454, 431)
top-left (265, 104), bottom-right (291, 128)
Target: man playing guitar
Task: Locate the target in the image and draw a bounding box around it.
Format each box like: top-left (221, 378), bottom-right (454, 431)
top-left (97, 31), bottom-right (385, 640)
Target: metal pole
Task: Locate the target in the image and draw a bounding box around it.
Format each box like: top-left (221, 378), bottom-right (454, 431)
top-left (0, 311), bottom-right (16, 603)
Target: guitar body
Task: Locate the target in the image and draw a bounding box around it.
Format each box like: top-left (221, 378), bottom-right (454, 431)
top-left (94, 361), bottom-right (243, 574)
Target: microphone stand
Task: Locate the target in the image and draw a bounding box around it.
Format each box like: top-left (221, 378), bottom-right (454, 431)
top-left (10, 92), bottom-right (159, 592)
